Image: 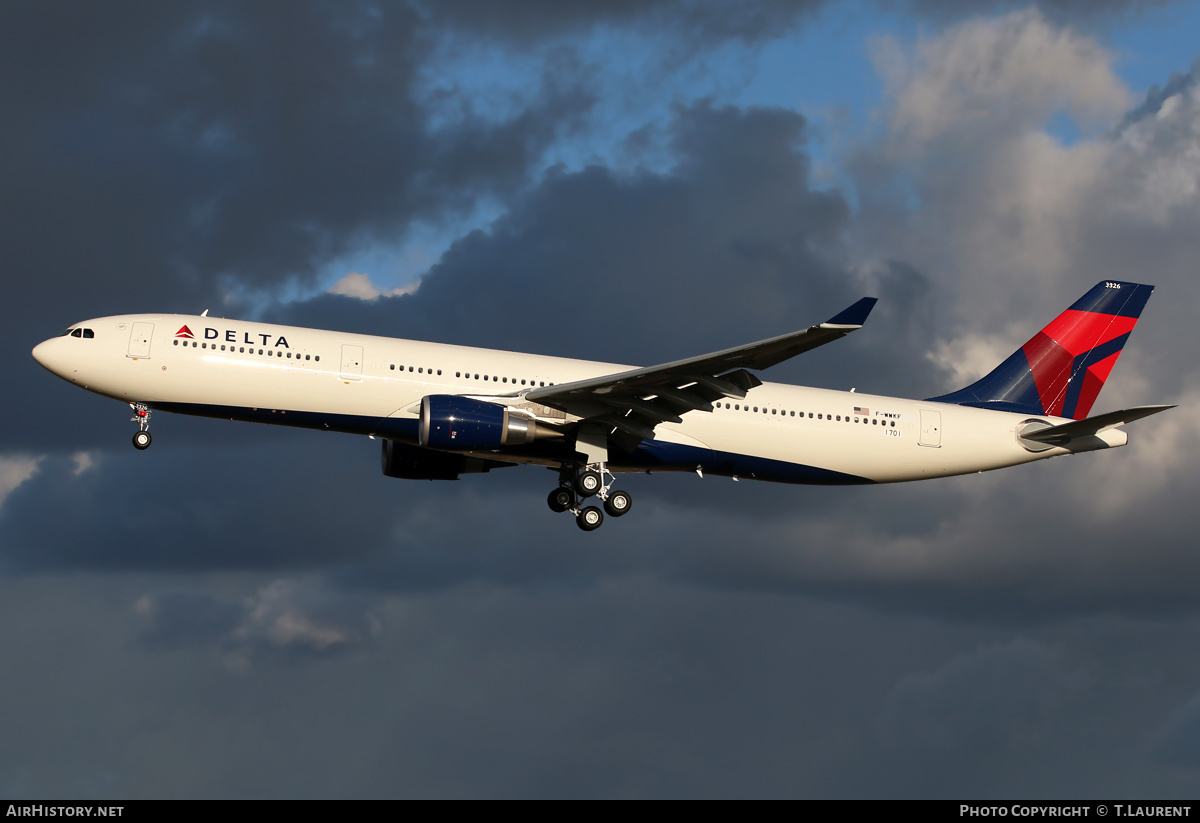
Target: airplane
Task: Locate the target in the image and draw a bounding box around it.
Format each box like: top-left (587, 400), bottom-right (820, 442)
top-left (32, 280), bottom-right (1173, 531)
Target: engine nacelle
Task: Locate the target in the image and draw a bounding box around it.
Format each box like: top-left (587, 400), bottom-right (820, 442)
top-left (381, 438), bottom-right (511, 480)
top-left (419, 395), bottom-right (560, 451)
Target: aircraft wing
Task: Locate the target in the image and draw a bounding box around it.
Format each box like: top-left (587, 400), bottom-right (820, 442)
top-left (523, 297), bottom-right (877, 443)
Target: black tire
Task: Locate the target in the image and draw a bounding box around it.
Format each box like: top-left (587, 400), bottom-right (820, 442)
top-left (575, 470), bottom-right (601, 497)
top-left (547, 487), bottom-right (575, 513)
top-left (132, 431), bottom-right (152, 450)
top-left (576, 506), bottom-right (604, 531)
top-left (604, 490), bottom-right (632, 517)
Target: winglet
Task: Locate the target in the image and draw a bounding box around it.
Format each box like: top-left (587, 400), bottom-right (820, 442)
top-left (823, 297), bottom-right (878, 328)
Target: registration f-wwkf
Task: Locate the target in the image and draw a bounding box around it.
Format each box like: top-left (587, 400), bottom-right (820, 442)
top-left (32, 281), bottom-right (1172, 531)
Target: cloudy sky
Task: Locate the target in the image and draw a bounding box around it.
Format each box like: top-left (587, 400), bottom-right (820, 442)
top-left (5, 0), bottom-right (1200, 798)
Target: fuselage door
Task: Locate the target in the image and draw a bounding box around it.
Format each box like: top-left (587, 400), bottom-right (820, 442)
top-left (919, 409), bottom-right (942, 447)
top-left (127, 322), bottom-right (154, 359)
top-left (340, 344), bottom-right (364, 382)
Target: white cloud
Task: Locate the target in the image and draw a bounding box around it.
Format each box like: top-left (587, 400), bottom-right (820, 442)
top-left (0, 455), bottom-right (43, 511)
top-left (327, 271), bottom-right (419, 300)
top-left (136, 578), bottom-right (382, 664)
top-left (70, 451), bottom-right (96, 476)
top-left (873, 9), bottom-right (1129, 148)
top-left (235, 579), bottom-right (380, 653)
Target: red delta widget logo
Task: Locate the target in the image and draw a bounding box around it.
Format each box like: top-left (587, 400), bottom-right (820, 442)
top-left (175, 325), bottom-right (290, 348)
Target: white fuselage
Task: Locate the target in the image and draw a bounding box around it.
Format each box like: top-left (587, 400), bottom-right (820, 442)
top-left (33, 314), bottom-right (1124, 484)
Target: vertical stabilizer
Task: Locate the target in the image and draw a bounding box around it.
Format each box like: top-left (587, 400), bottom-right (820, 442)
top-left (928, 281), bottom-right (1154, 420)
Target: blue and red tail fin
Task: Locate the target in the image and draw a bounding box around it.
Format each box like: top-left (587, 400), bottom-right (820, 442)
top-left (928, 281), bottom-right (1154, 420)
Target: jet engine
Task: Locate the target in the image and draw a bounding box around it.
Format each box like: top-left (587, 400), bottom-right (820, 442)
top-left (419, 395), bottom-right (561, 451)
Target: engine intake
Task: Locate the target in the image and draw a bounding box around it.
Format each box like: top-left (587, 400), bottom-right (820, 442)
top-left (419, 395), bottom-right (561, 451)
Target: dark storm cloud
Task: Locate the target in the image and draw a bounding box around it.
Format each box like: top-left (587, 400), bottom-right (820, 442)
top-left (5, 575), bottom-right (1200, 798)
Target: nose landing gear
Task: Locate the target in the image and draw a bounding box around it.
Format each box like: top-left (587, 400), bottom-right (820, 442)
top-left (130, 403), bottom-right (152, 450)
top-left (548, 463), bottom-right (633, 531)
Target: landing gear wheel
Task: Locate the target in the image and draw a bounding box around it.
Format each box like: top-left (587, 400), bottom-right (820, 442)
top-left (575, 470), bottom-right (602, 497)
top-left (132, 430), bottom-right (152, 450)
top-left (604, 490), bottom-right (632, 517)
top-left (547, 487), bottom-right (575, 513)
top-left (576, 506), bottom-right (604, 531)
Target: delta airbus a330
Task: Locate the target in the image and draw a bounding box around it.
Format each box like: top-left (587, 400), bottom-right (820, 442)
top-left (33, 280), bottom-right (1172, 531)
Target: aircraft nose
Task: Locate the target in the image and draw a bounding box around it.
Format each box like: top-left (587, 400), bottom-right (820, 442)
top-left (32, 338), bottom-right (67, 377)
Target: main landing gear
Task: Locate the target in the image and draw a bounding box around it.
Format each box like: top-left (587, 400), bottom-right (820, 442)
top-left (130, 403), bottom-right (152, 450)
top-left (546, 463), bottom-right (633, 531)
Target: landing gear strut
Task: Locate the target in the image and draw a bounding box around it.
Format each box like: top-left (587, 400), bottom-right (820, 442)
top-left (130, 403), bottom-right (152, 450)
top-left (547, 462), bottom-right (633, 531)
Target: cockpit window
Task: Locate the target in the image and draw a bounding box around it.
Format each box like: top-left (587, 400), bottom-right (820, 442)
top-left (71, 328), bottom-right (82, 338)
top-left (61, 328), bottom-right (74, 337)
top-left (82, 329), bottom-right (94, 338)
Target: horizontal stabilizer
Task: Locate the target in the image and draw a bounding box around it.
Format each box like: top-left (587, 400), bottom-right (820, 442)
top-left (1020, 404), bottom-right (1175, 449)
